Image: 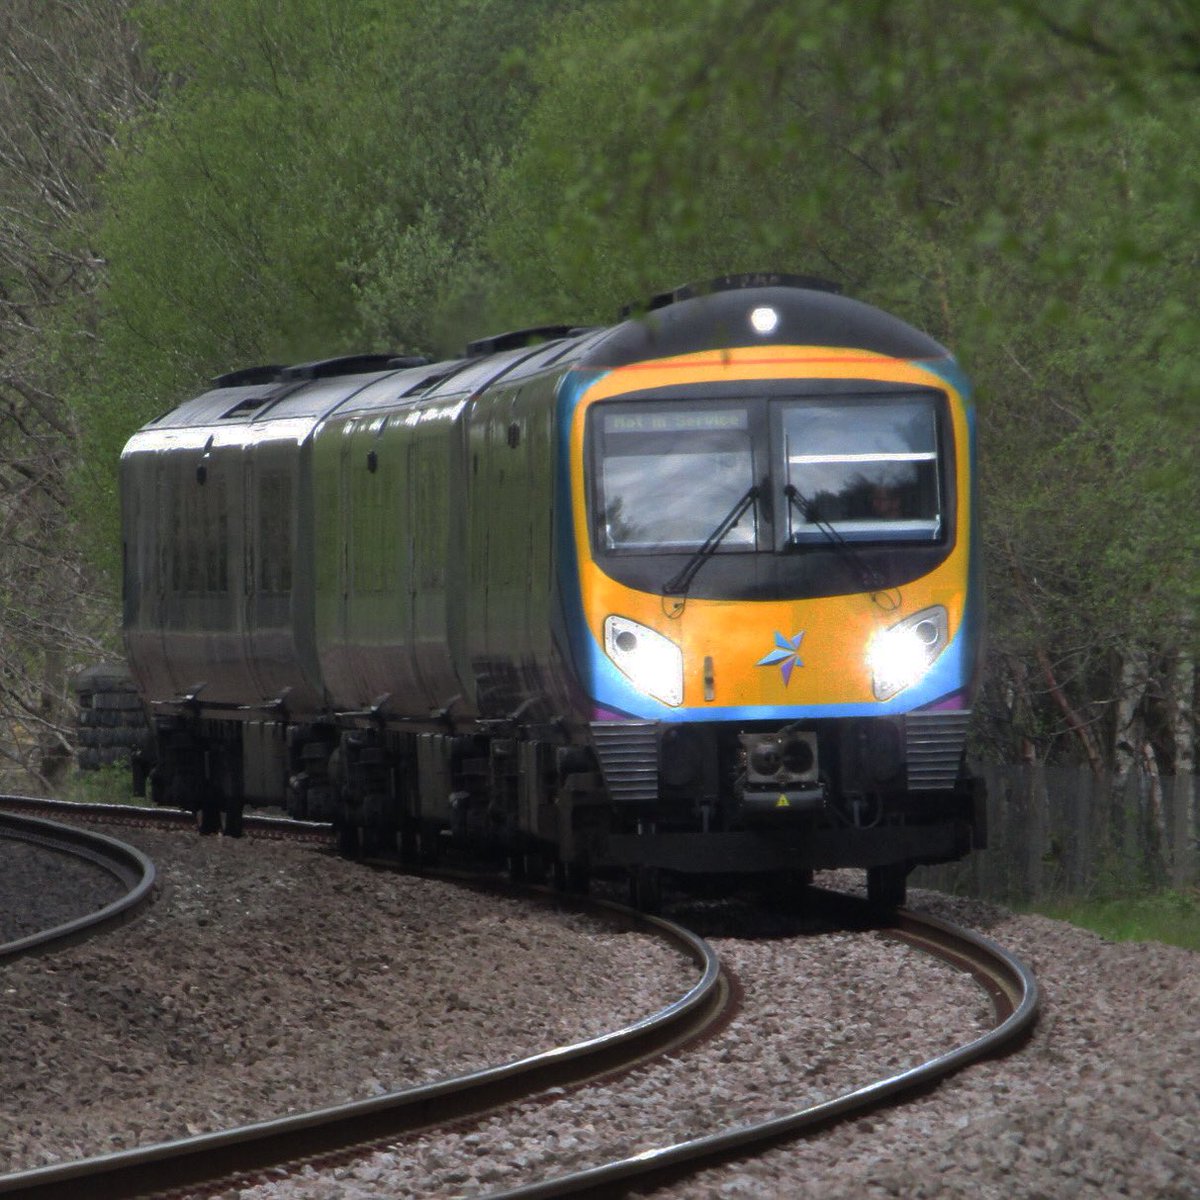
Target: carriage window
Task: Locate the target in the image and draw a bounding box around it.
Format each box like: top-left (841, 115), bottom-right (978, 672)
top-left (593, 407), bottom-right (757, 552)
top-left (258, 472), bottom-right (293, 593)
top-left (170, 470), bottom-right (229, 593)
top-left (782, 398), bottom-right (942, 544)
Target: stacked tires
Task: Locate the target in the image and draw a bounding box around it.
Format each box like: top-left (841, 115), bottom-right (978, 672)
top-left (73, 664), bottom-right (149, 771)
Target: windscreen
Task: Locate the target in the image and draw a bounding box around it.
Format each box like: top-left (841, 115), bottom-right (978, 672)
top-left (782, 397), bottom-right (942, 544)
top-left (593, 407), bottom-right (756, 551)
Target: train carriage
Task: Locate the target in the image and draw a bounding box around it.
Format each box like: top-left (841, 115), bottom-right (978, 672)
top-left (121, 274), bottom-right (985, 905)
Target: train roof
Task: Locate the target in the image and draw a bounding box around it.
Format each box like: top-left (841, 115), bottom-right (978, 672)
top-left (582, 275), bottom-right (948, 367)
top-left (327, 334), bottom-right (594, 417)
top-left (129, 276), bottom-right (947, 437)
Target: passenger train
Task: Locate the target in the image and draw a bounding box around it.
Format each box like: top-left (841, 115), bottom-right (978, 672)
top-left (121, 274), bottom-right (986, 907)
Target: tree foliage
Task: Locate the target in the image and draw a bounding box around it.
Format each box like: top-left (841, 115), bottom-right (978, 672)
top-left (0, 0), bottom-right (1193, 789)
top-left (0, 0), bottom-right (151, 789)
top-left (80, 0), bottom-right (569, 552)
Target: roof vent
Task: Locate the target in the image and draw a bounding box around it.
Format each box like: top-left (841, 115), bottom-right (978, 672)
top-left (220, 396), bottom-right (273, 419)
top-left (212, 364), bottom-right (285, 388)
top-left (278, 353), bottom-right (398, 382)
top-left (465, 325), bottom-right (577, 357)
top-left (400, 366), bottom-right (464, 396)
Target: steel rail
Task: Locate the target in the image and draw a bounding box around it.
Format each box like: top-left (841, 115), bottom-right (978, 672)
top-left (0, 797), bottom-right (1037, 1198)
top-left (0, 811), bottom-right (157, 962)
top-left (0, 896), bottom-right (726, 1200)
top-left (481, 891), bottom-right (1039, 1200)
top-left (0, 793), bottom-right (334, 841)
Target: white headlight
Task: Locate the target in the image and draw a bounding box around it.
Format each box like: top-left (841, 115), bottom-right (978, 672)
top-left (749, 305), bottom-right (779, 335)
top-left (603, 615), bottom-right (684, 706)
top-left (866, 606), bottom-right (949, 700)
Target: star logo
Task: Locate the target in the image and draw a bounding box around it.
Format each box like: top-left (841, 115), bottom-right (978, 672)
top-left (756, 630), bottom-right (805, 686)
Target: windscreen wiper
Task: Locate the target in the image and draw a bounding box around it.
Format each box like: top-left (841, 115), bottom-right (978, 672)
top-left (783, 483), bottom-right (885, 594)
top-left (663, 484), bottom-right (759, 596)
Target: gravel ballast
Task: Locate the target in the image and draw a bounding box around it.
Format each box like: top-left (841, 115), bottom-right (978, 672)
top-left (1, 824), bottom-right (1196, 1198)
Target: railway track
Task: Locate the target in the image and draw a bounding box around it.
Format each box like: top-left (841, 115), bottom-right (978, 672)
top-left (484, 892), bottom-right (1039, 1199)
top-left (0, 797), bottom-right (1038, 1198)
top-left (0, 908), bottom-right (724, 1200)
top-left (0, 793), bottom-right (333, 843)
top-left (0, 807), bottom-right (156, 962)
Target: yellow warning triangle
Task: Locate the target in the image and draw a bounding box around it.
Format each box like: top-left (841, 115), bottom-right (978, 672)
top-left (776, 794), bottom-right (790, 808)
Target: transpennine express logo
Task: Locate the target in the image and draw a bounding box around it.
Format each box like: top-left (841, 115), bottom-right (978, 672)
top-left (756, 631), bottom-right (805, 686)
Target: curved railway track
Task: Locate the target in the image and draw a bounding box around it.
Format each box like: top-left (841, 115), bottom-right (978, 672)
top-left (0, 793), bottom-right (333, 843)
top-left (0, 807), bottom-right (156, 962)
top-left (0, 904), bottom-right (724, 1200)
top-left (486, 892), bottom-right (1039, 1200)
top-left (0, 796), bottom-right (1038, 1199)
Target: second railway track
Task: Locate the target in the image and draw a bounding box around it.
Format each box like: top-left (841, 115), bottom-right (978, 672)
top-left (0, 810), bottom-right (156, 962)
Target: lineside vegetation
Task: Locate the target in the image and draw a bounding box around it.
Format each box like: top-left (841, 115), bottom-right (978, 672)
top-left (0, 0), bottom-right (1195, 807)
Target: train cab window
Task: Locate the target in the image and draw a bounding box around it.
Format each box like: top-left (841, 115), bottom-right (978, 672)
top-left (780, 396), bottom-right (943, 545)
top-left (592, 405), bottom-right (757, 552)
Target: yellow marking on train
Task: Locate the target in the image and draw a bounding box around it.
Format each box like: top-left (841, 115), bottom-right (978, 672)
top-left (776, 794), bottom-right (790, 808)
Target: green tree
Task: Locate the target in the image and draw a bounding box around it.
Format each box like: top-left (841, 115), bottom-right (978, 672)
top-left (77, 0), bottom-right (1196, 782)
top-left (474, 0), bottom-right (1197, 772)
top-left (84, 0), bottom-right (571, 556)
top-left (0, 0), bottom-right (151, 790)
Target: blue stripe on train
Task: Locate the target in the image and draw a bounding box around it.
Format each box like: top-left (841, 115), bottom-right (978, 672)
top-left (578, 619), bottom-right (978, 722)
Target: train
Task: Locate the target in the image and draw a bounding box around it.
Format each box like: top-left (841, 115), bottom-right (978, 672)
top-left (120, 273), bottom-right (986, 908)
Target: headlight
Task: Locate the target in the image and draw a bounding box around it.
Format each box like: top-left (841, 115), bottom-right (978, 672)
top-left (866, 606), bottom-right (949, 701)
top-left (603, 615), bottom-right (684, 707)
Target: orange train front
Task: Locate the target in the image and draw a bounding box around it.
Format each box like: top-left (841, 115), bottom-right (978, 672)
top-left (554, 277), bottom-right (985, 904)
top-left (121, 273), bottom-right (985, 909)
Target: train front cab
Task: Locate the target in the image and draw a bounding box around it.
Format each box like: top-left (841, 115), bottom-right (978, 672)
top-left (563, 308), bottom-right (986, 905)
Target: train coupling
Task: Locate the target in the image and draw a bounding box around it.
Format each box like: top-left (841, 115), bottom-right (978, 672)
top-left (739, 783), bottom-right (826, 813)
top-left (737, 730), bottom-right (825, 813)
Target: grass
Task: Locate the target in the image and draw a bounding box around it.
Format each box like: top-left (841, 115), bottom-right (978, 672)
top-left (1031, 889), bottom-right (1200, 952)
top-left (61, 764), bottom-right (152, 807)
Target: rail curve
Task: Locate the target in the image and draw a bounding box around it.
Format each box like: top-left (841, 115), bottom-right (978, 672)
top-left (0, 890), bottom-right (726, 1200)
top-left (0, 797), bottom-right (1037, 1199)
top-left (484, 890), bottom-right (1039, 1199)
top-left (0, 808), bottom-right (156, 962)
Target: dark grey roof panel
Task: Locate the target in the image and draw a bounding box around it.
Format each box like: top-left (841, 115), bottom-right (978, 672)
top-left (465, 324), bottom-right (577, 357)
top-left (142, 370), bottom-right (402, 431)
top-left (421, 343), bottom-right (557, 400)
top-left (256, 371), bottom-right (402, 420)
top-left (582, 284), bottom-right (947, 368)
top-left (279, 353), bottom-right (399, 381)
top-left (147, 384), bottom-right (281, 428)
top-left (497, 329), bottom-right (609, 382)
top-left (326, 358), bottom-right (473, 416)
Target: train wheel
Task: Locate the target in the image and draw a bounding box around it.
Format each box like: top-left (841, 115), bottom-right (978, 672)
top-left (336, 822), bottom-right (361, 858)
top-left (764, 868), bottom-right (812, 912)
top-left (629, 866), bottom-right (663, 914)
top-left (362, 826), bottom-right (396, 857)
top-left (222, 801), bottom-right (245, 839)
top-left (522, 850), bottom-right (550, 885)
top-left (416, 824), bottom-right (442, 866)
top-left (867, 863), bottom-right (908, 908)
top-left (553, 858), bottom-right (590, 896)
top-left (398, 820), bottom-right (420, 866)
